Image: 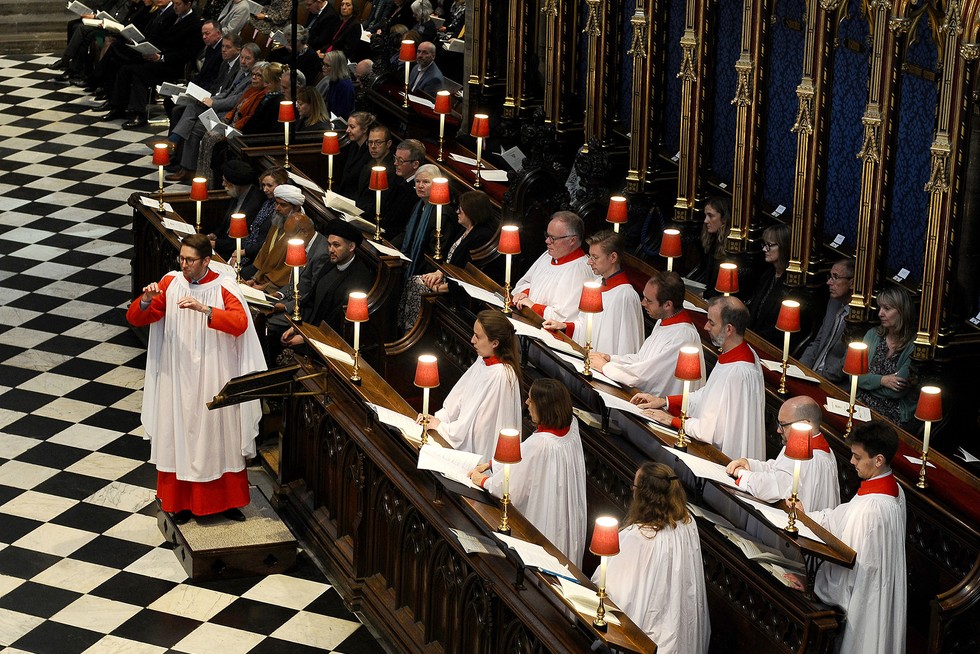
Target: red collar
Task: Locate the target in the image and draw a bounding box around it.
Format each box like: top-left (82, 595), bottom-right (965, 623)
top-left (537, 425), bottom-right (571, 437)
top-left (661, 309), bottom-right (695, 327)
top-left (189, 269), bottom-right (219, 285)
top-left (717, 341), bottom-right (755, 365)
top-left (551, 249), bottom-right (586, 265)
top-left (602, 270), bottom-right (631, 290)
top-left (811, 433), bottom-right (831, 453)
top-left (482, 356), bottom-right (502, 366)
top-left (857, 473), bottom-right (899, 497)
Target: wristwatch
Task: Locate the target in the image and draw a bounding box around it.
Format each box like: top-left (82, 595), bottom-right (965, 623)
top-left (205, 306), bottom-right (213, 321)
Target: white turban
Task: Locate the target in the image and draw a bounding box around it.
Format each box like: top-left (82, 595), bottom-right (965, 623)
top-left (273, 184), bottom-right (305, 206)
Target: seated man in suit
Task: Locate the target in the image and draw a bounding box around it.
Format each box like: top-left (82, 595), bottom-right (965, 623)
top-left (280, 220), bottom-right (375, 345)
top-left (407, 41), bottom-right (445, 97)
top-left (209, 160), bottom-right (266, 260)
top-left (799, 258), bottom-right (854, 384)
top-left (355, 124), bottom-right (394, 214)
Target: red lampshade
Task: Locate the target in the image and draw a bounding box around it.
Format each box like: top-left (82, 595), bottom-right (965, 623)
top-left (430, 177), bottom-right (450, 205)
top-left (285, 238), bottom-right (307, 267)
top-left (915, 386), bottom-right (942, 422)
top-left (589, 516), bottom-right (620, 557)
top-left (493, 429), bottom-right (522, 465)
top-left (784, 422), bottom-right (814, 461)
top-left (579, 281), bottom-right (603, 314)
top-left (152, 142), bottom-right (170, 166)
top-left (414, 355), bottom-right (439, 388)
top-left (660, 228), bottom-right (682, 258)
top-left (776, 300), bottom-right (802, 333)
top-left (346, 291), bottom-right (369, 322)
top-left (369, 166), bottom-right (388, 191)
top-left (606, 196), bottom-right (627, 224)
top-left (399, 39), bottom-right (417, 62)
top-left (278, 100), bottom-right (295, 123)
top-left (228, 212), bottom-right (248, 238)
top-left (321, 131), bottom-right (340, 156)
top-left (434, 90), bottom-right (452, 114)
top-left (189, 177), bottom-right (209, 201)
top-left (498, 225), bottom-right (521, 255)
top-left (842, 342), bottom-right (869, 376)
top-left (470, 113), bottom-right (490, 138)
top-left (715, 262), bottom-right (739, 294)
top-left (674, 346), bottom-right (702, 381)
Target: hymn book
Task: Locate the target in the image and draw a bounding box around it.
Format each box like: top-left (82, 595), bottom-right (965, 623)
top-left (555, 577), bottom-right (622, 626)
top-left (493, 533), bottom-right (575, 581)
top-left (417, 443), bottom-right (483, 489)
top-left (715, 525), bottom-right (806, 588)
top-left (366, 403), bottom-right (423, 443)
top-left (67, 1), bottom-right (93, 16)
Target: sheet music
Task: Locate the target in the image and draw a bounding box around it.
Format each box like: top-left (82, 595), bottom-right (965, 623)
top-left (185, 81), bottom-right (210, 101)
top-left (903, 455), bottom-right (935, 469)
top-left (81, 17), bottom-right (102, 27)
top-left (499, 145), bottom-right (525, 171)
top-left (472, 169), bottom-right (508, 183)
top-left (556, 577), bottom-right (621, 625)
top-left (594, 389), bottom-right (665, 426)
top-left (308, 338), bottom-right (355, 365)
top-left (288, 170), bottom-right (324, 195)
top-left (444, 38), bottom-right (464, 53)
top-left (160, 217), bottom-right (194, 235)
top-left (366, 403), bottom-right (423, 443)
top-left (494, 533), bottom-right (574, 580)
top-left (237, 283), bottom-right (276, 306)
top-left (417, 443), bottom-right (483, 489)
top-left (683, 299), bottom-right (707, 313)
top-left (323, 190), bottom-right (363, 216)
top-left (157, 82), bottom-right (186, 97)
top-left (669, 448), bottom-right (737, 488)
top-left (449, 153), bottom-right (477, 166)
top-left (369, 240), bottom-right (412, 262)
top-left (824, 397), bottom-right (871, 422)
top-left (138, 196), bottom-right (174, 213)
top-left (446, 276), bottom-right (505, 308)
top-left (687, 502), bottom-right (736, 530)
top-left (127, 41), bottom-right (160, 56)
top-left (360, 29), bottom-right (372, 43)
top-left (738, 495), bottom-right (824, 544)
top-left (67, 1), bottom-right (94, 15)
top-left (408, 94), bottom-right (435, 109)
top-left (760, 359), bottom-right (821, 383)
top-left (450, 528), bottom-right (504, 557)
top-left (199, 107), bottom-right (222, 132)
top-left (119, 23), bottom-right (144, 43)
top-left (550, 350), bottom-right (621, 387)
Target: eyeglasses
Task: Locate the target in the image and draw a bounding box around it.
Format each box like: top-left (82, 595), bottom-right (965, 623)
top-left (176, 255), bottom-right (203, 265)
top-left (545, 233), bottom-right (575, 244)
top-left (367, 139), bottom-right (388, 146)
top-left (776, 420), bottom-right (807, 431)
top-left (828, 273), bottom-right (853, 281)
top-left (762, 242), bottom-right (779, 250)
top-left (393, 156), bottom-right (416, 165)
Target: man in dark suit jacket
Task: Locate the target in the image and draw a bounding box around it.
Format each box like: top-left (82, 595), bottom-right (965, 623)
top-left (799, 259), bottom-right (854, 384)
top-left (305, 0), bottom-right (341, 52)
top-left (190, 21), bottom-right (226, 91)
top-left (355, 124), bottom-right (395, 214)
top-left (91, 0), bottom-right (177, 96)
top-left (407, 41), bottom-right (444, 97)
top-left (100, 0), bottom-right (203, 128)
top-left (210, 160), bottom-right (267, 260)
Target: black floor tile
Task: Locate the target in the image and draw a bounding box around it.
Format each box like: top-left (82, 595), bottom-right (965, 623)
top-left (0, 545), bottom-right (61, 579)
top-left (0, 512), bottom-right (44, 544)
top-left (208, 597), bottom-right (296, 636)
top-left (0, 580), bottom-right (81, 618)
top-left (50, 501), bottom-right (132, 534)
top-left (11, 619), bottom-right (103, 653)
top-left (110, 608), bottom-right (202, 648)
top-left (1, 414), bottom-right (75, 439)
top-left (90, 570), bottom-right (178, 607)
top-left (15, 441), bottom-right (90, 470)
top-left (70, 535), bottom-right (154, 569)
top-left (33, 470), bottom-right (112, 501)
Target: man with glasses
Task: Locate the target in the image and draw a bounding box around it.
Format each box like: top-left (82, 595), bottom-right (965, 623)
top-left (385, 139), bottom-right (427, 240)
top-left (511, 212), bottom-right (593, 322)
top-left (127, 233), bottom-right (266, 526)
top-left (725, 395), bottom-right (840, 511)
top-left (799, 258), bottom-right (854, 383)
top-left (543, 230), bottom-right (643, 356)
top-left (355, 125), bottom-right (395, 213)
top-left (590, 270), bottom-right (706, 395)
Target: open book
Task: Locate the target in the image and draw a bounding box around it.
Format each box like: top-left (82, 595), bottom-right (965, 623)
top-left (200, 108), bottom-right (241, 138)
top-left (417, 443), bottom-right (483, 489)
top-left (715, 525), bottom-right (806, 588)
top-left (120, 23), bottom-right (145, 43)
top-left (67, 1), bottom-right (93, 16)
top-left (323, 190), bottom-right (363, 216)
top-left (127, 41), bottom-right (160, 56)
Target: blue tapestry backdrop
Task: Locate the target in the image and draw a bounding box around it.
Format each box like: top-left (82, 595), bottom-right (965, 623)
top-left (708, 0), bottom-right (741, 183)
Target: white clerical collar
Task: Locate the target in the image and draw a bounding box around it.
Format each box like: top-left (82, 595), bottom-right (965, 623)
top-left (337, 256), bottom-right (355, 271)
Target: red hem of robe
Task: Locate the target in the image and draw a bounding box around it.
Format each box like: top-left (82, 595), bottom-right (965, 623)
top-left (157, 470), bottom-right (251, 515)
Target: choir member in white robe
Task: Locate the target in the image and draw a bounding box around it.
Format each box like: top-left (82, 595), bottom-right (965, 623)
top-left (512, 211), bottom-right (594, 322)
top-left (423, 311), bottom-right (523, 463)
top-left (469, 380), bottom-right (587, 567)
top-left (596, 462), bottom-right (710, 654)
top-left (803, 421), bottom-right (906, 654)
top-left (727, 396), bottom-right (840, 511)
top-left (127, 234), bottom-right (267, 524)
top-left (635, 296), bottom-right (765, 460)
top-left (591, 271), bottom-right (706, 394)
top-left (543, 230), bottom-right (643, 356)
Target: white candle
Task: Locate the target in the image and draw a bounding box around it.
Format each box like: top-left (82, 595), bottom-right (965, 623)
top-left (667, 257), bottom-right (674, 272)
top-left (922, 420), bottom-right (932, 455)
top-left (293, 265), bottom-right (300, 294)
top-left (681, 379), bottom-right (691, 415)
top-left (586, 312), bottom-right (593, 345)
top-left (598, 556), bottom-right (607, 589)
top-left (791, 459), bottom-right (801, 497)
top-left (782, 331), bottom-right (791, 365)
top-left (439, 114), bottom-right (445, 142)
top-left (328, 155), bottom-right (334, 186)
top-left (849, 375), bottom-right (858, 407)
top-left (196, 201), bottom-right (202, 231)
top-left (375, 189), bottom-right (381, 217)
top-left (505, 253), bottom-right (512, 286)
top-left (404, 61), bottom-right (410, 88)
top-left (476, 137), bottom-right (483, 179)
top-left (503, 463), bottom-right (510, 497)
top-left (353, 321), bottom-right (360, 351)
top-left (436, 203), bottom-right (442, 233)
top-left (158, 165), bottom-right (163, 192)
top-left (422, 387), bottom-right (430, 420)
top-left (284, 122), bottom-right (289, 147)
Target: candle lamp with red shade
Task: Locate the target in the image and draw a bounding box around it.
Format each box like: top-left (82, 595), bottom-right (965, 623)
top-left (673, 345), bottom-right (702, 451)
top-left (152, 143), bottom-right (170, 211)
top-left (346, 292), bottom-right (369, 384)
top-left (660, 228), bottom-right (682, 272)
top-left (776, 300), bottom-right (802, 394)
top-left (434, 90), bottom-right (451, 161)
top-left (590, 516), bottom-right (620, 631)
top-left (321, 131), bottom-right (340, 191)
top-left (783, 422), bottom-right (813, 534)
top-left (578, 282), bottom-right (603, 378)
top-left (498, 225), bottom-right (520, 315)
top-left (430, 177), bottom-right (450, 260)
top-left (842, 341), bottom-right (869, 436)
top-left (399, 40), bottom-right (416, 108)
top-left (415, 355), bottom-right (439, 445)
top-left (228, 212), bottom-right (248, 283)
top-left (189, 177), bottom-right (208, 233)
top-left (285, 238), bottom-right (307, 322)
top-left (369, 166), bottom-right (388, 241)
top-left (470, 114), bottom-right (489, 188)
top-left (606, 196), bottom-right (627, 233)
top-left (915, 386), bottom-right (942, 489)
top-left (278, 101), bottom-right (295, 169)
top-left (493, 429), bottom-right (521, 534)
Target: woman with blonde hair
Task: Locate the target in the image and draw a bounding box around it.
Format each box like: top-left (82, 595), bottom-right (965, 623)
top-left (856, 285), bottom-right (917, 426)
top-left (315, 50), bottom-right (355, 118)
top-left (597, 461), bottom-right (710, 653)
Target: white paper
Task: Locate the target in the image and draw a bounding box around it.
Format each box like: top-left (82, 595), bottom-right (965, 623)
top-left (671, 151), bottom-right (681, 162)
top-left (127, 41), bottom-right (159, 56)
top-left (366, 402), bottom-right (424, 443)
top-left (683, 299), bottom-right (708, 314)
top-left (161, 217), bottom-right (195, 235)
top-left (369, 240), bottom-right (412, 262)
top-left (67, 1), bottom-right (94, 16)
top-left (450, 528), bottom-right (505, 557)
top-left (82, 17), bottom-right (102, 27)
top-left (360, 29), bottom-right (372, 43)
top-left (185, 81), bottom-right (210, 101)
top-left (556, 577), bottom-right (621, 625)
top-left (969, 313), bottom-right (980, 326)
top-left (287, 170), bottom-right (324, 195)
top-left (270, 30), bottom-right (288, 46)
top-left (957, 447), bottom-right (980, 463)
top-left (738, 495), bottom-right (824, 543)
top-left (199, 107), bottom-right (222, 132)
top-left (499, 146), bottom-right (525, 171)
top-left (323, 190), bottom-right (363, 217)
top-left (494, 533), bottom-right (573, 580)
top-left (120, 23), bottom-right (144, 43)
top-left (687, 502), bottom-right (736, 530)
top-left (139, 196), bottom-right (174, 213)
top-left (408, 94), bottom-right (435, 109)
top-left (772, 204), bottom-right (786, 217)
top-left (760, 359), bottom-right (821, 383)
top-left (903, 455), bottom-right (936, 469)
top-left (308, 337), bottom-right (355, 365)
top-left (447, 276), bottom-right (505, 308)
top-left (473, 168), bottom-right (508, 183)
top-left (449, 152), bottom-right (478, 166)
top-left (715, 525), bottom-right (805, 571)
top-left (101, 17), bottom-right (123, 32)
top-left (594, 389), bottom-right (662, 425)
top-left (237, 283), bottom-right (277, 305)
top-left (894, 268), bottom-right (910, 281)
top-left (157, 81), bottom-right (186, 97)
top-left (550, 350), bottom-right (621, 387)
top-left (670, 448), bottom-right (738, 488)
top-left (832, 234), bottom-right (845, 248)
top-left (417, 443), bottom-right (483, 489)
top-left (824, 397), bottom-right (871, 422)
top-left (445, 38), bottom-right (464, 53)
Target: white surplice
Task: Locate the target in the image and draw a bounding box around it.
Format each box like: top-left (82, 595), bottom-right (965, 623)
top-left (512, 250), bottom-right (594, 322)
top-left (565, 274), bottom-right (644, 356)
top-left (603, 309), bottom-right (706, 394)
top-left (667, 341), bottom-right (765, 460)
top-left (595, 521), bottom-right (710, 654)
top-left (142, 272), bottom-right (266, 482)
top-left (434, 356), bottom-right (522, 463)
top-left (810, 473), bottom-right (907, 654)
top-left (484, 419), bottom-right (588, 567)
top-left (736, 433), bottom-right (841, 511)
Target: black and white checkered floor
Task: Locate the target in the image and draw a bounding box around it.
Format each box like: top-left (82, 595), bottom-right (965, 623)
top-left (0, 53), bottom-right (381, 653)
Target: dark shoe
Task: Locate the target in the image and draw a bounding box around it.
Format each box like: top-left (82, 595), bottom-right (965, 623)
top-left (100, 109), bottom-right (125, 121)
top-left (54, 71), bottom-right (71, 82)
top-left (173, 510), bottom-right (193, 525)
top-left (91, 101), bottom-right (111, 112)
top-left (69, 76), bottom-right (88, 87)
top-left (165, 168), bottom-right (190, 182)
top-left (123, 115), bottom-right (149, 129)
top-left (93, 91), bottom-right (108, 101)
top-left (222, 508), bottom-right (247, 522)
